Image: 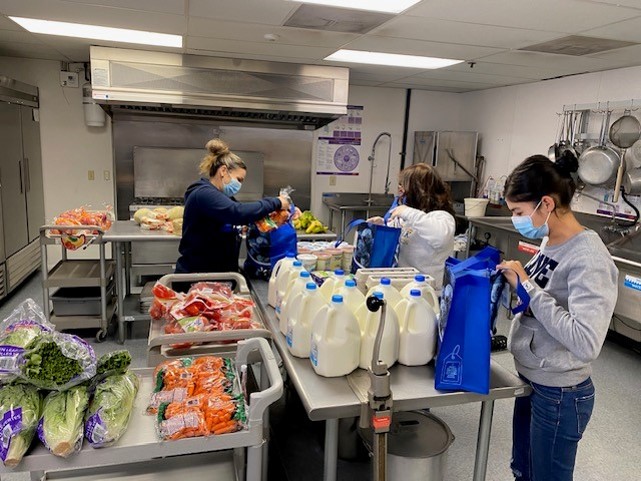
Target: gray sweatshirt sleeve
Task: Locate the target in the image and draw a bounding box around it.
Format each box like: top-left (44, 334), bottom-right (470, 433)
top-left (528, 247), bottom-right (618, 363)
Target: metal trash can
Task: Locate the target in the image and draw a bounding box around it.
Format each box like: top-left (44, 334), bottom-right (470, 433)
top-left (360, 411), bottom-right (455, 481)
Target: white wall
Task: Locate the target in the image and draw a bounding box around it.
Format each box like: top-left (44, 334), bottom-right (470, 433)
top-left (0, 56), bottom-right (114, 265)
top-left (460, 65), bottom-right (641, 216)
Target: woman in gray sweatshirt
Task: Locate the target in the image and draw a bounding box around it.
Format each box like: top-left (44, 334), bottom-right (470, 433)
top-left (498, 153), bottom-right (618, 481)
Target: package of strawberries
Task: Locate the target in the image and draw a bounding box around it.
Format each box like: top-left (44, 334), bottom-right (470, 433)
top-left (149, 281), bottom-right (261, 349)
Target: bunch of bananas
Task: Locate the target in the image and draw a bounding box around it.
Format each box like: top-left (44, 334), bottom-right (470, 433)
top-left (293, 210), bottom-right (328, 234)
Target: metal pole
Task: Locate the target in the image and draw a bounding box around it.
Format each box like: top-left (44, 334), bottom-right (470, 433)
top-left (260, 362), bottom-right (270, 481)
top-left (115, 241), bottom-right (126, 344)
top-left (472, 400), bottom-right (496, 481)
top-left (323, 418), bottom-right (339, 481)
top-left (40, 239), bottom-right (49, 321)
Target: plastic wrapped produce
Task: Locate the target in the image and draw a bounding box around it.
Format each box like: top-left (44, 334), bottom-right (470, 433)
top-left (38, 386), bottom-right (90, 458)
top-left (85, 371), bottom-right (139, 448)
top-left (0, 384), bottom-right (42, 468)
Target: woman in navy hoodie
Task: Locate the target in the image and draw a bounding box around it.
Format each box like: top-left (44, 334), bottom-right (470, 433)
top-left (176, 139), bottom-right (290, 274)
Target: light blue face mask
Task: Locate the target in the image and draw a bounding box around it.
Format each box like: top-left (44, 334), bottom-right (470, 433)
top-left (223, 176), bottom-right (242, 197)
top-left (511, 200), bottom-right (551, 239)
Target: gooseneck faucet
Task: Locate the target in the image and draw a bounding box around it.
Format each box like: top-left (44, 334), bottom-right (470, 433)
top-left (367, 132), bottom-right (393, 205)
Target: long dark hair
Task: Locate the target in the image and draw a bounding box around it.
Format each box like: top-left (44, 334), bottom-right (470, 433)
top-left (504, 152), bottom-right (578, 208)
top-left (399, 163), bottom-right (455, 216)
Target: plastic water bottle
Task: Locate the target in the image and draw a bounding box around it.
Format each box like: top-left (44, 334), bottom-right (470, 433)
top-left (310, 295), bottom-right (361, 377)
top-left (359, 292), bottom-right (400, 370)
top-left (287, 283), bottom-right (328, 358)
top-left (268, 252), bottom-right (296, 307)
top-left (279, 270), bottom-right (311, 334)
top-left (319, 269), bottom-right (347, 302)
top-left (276, 260), bottom-right (305, 319)
top-left (400, 274), bottom-right (440, 315)
top-left (335, 279), bottom-right (365, 316)
top-left (365, 278), bottom-right (403, 310)
top-left (395, 289), bottom-right (437, 366)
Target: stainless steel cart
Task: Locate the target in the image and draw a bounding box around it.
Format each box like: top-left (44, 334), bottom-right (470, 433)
top-left (0, 338), bottom-right (282, 481)
top-left (39, 225), bottom-right (115, 342)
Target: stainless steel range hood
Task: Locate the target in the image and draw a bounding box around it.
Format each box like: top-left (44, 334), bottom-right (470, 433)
top-left (90, 46), bottom-right (349, 130)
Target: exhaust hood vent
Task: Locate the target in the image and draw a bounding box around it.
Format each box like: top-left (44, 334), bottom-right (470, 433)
top-left (519, 35), bottom-right (637, 56)
top-left (90, 46), bottom-right (349, 129)
top-left (283, 4), bottom-right (393, 34)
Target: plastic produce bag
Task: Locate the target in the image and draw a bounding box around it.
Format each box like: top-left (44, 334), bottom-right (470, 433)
top-left (255, 186), bottom-right (295, 233)
top-left (85, 371), bottom-right (139, 448)
top-left (0, 299), bottom-right (54, 384)
top-left (38, 386), bottom-right (90, 458)
top-left (0, 384), bottom-right (42, 468)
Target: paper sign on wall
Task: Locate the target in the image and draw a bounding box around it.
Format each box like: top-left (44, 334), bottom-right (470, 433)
top-left (316, 105), bottom-right (363, 176)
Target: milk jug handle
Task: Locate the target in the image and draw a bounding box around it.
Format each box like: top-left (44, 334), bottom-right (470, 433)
top-left (424, 285), bottom-right (440, 314)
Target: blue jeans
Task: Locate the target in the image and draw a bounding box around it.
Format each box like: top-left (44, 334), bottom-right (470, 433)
top-left (511, 375), bottom-right (595, 481)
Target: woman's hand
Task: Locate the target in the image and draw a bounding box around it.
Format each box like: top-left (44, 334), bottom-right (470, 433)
top-left (390, 205), bottom-right (408, 219)
top-left (367, 216), bottom-right (385, 225)
top-left (498, 260), bottom-right (530, 289)
top-left (278, 195), bottom-right (291, 211)
top-left (292, 207), bottom-right (302, 220)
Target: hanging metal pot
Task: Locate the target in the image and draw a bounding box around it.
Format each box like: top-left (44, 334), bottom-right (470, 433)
top-left (548, 112), bottom-right (565, 162)
top-left (623, 167), bottom-right (641, 195)
top-left (578, 110), bottom-right (620, 186)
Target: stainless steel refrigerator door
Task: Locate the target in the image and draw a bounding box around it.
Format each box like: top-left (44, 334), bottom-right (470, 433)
top-left (21, 106), bottom-right (45, 242)
top-left (434, 131), bottom-right (479, 182)
top-left (0, 102), bottom-right (28, 258)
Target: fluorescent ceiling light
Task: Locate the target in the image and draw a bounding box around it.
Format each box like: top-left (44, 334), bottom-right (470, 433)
top-left (325, 49), bottom-right (464, 69)
top-left (289, 0), bottom-right (421, 14)
top-left (9, 16), bottom-right (182, 48)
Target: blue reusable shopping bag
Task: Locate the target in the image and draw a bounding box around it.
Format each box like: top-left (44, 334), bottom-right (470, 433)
top-left (435, 246), bottom-right (530, 395)
top-left (244, 218), bottom-right (297, 280)
top-left (336, 198), bottom-right (401, 273)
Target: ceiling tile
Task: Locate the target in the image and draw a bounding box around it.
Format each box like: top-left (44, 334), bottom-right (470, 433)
top-left (373, 16), bottom-right (564, 49)
top-left (0, 15), bottom-right (23, 30)
top-left (381, 82), bottom-right (469, 93)
top-left (587, 43), bottom-right (641, 63)
top-left (349, 79), bottom-right (385, 87)
top-left (187, 17), bottom-right (358, 48)
top-left (385, 77), bottom-right (497, 90)
top-left (444, 61), bottom-right (567, 80)
top-left (581, 16), bottom-right (641, 43)
top-left (58, 0), bottom-right (185, 15)
top-left (349, 70), bottom-right (409, 83)
top-left (343, 36), bottom-right (504, 60)
top-left (0, 42), bottom-right (67, 61)
top-left (187, 36), bottom-right (334, 60)
top-left (0, 29), bottom-right (45, 44)
top-left (0, 0), bottom-right (186, 34)
top-left (184, 48), bottom-right (314, 64)
top-left (189, 0), bottom-right (295, 25)
top-left (410, 69), bottom-right (534, 86)
top-left (579, 0), bottom-right (641, 9)
top-left (407, 0), bottom-right (641, 33)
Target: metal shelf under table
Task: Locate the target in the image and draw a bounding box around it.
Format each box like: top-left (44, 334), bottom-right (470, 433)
top-left (44, 260), bottom-right (115, 289)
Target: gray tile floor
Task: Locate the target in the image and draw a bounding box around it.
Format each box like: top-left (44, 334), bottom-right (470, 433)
top-left (2, 273), bottom-right (640, 481)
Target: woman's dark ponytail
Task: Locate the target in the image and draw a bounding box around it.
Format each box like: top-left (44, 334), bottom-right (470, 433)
top-left (504, 154), bottom-right (578, 207)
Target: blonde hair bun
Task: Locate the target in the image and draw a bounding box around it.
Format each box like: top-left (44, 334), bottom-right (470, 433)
top-left (206, 138), bottom-right (230, 156)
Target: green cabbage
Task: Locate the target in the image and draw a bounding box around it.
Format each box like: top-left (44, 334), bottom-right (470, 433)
top-left (39, 385), bottom-right (89, 458)
top-left (85, 371), bottom-right (139, 448)
top-left (0, 384), bottom-right (42, 467)
top-left (96, 350), bottom-right (131, 377)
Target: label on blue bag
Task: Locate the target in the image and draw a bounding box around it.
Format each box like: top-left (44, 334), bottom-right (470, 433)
top-left (0, 346), bottom-right (23, 373)
top-left (624, 275), bottom-right (641, 292)
top-left (310, 339), bottom-right (318, 367)
top-left (85, 409), bottom-right (108, 447)
top-left (440, 345), bottom-right (463, 386)
top-left (0, 407), bottom-right (22, 462)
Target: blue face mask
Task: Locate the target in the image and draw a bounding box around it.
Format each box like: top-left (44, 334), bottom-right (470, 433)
top-left (511, 201), bottom-right (551, 239)
top-left (223, 176), bottom-right (242, 197)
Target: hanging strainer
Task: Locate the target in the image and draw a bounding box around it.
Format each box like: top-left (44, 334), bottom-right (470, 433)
top-left (609, 109), bottom-right (641, 149)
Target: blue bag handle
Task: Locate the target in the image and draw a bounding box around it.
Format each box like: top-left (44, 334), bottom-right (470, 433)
top-left (382, 196), bottom-right (399, 225)
top-left (511, 273), bottom-right (531, 314)
top-left (334, 197), bottom-right (400, 247)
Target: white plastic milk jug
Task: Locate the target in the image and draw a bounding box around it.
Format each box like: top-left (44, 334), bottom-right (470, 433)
top-left (365, 278), bottom-right (403, 310)
top-left (310, 295), bottom-right (361, 377)
top-left (319, 269), bottom-right (347, 302)
top-left (400, 274), bottom-right (440, 315)
top-left (359, 292), bottom-right (400, 370)
top-left (276, 260), bottom-right (305, 318)
top-left (287, 282), bottom-right (327, 358)
top-left (268, 252), bottom-right (296, 307)
top-left (279, 270), bottom-right (311, 334)
top-left (395, 289), bottom-right (437, 366)
top-left (335, 279), bottom-right (365, 316)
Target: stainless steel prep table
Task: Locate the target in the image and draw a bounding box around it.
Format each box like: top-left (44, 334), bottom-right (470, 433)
top-left (104, 221), bottom-right (337, 343)
top-left (250, 279), bottom-right (531, 481)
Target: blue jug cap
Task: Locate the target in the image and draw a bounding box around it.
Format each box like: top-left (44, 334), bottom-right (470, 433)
top-left (345, 280), bottom-right (356, 288)
top-left (415, 274), bottom-right (426, 282)
top-left (300, 271), bottom-right (310, 278)
top-left (293, 261), bottom-right (303, 267)
top-left (373, 291), bottom-right (384, 299)
top-left (306, 282), bottom-right (317, 290)
top-left (331, 294), bottom-right (344, 303)
top-left (410, 289), bottom-right (422, 297)
top-left (335, 269), bottom-right (345, 276)
top-left (381, 278), bottom-right (391, 285)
